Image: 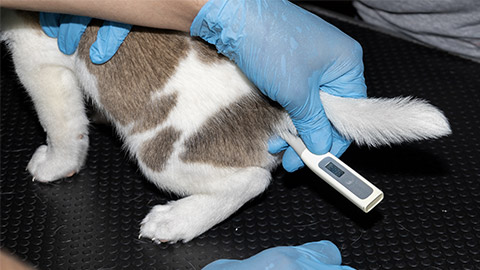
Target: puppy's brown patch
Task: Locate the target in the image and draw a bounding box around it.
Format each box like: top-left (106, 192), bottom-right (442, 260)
top-left (131, 92), bottom-right (178, 134)
top-left (181, 93), bottom-right (285, 168)
top-left (139, 127), bottom-right (181, 172)
top-left (77, 22), bottom-right (189, 131)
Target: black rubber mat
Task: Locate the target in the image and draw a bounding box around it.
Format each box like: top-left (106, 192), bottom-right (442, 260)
top-left (1, 8), bottom-right (480, 270)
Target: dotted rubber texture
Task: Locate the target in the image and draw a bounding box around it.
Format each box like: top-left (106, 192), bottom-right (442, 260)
top-left (2, 10), bottom-right (480, 270)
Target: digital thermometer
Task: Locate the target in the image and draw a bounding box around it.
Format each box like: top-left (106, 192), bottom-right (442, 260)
top-left (284, 135), bottom-right (383, 213)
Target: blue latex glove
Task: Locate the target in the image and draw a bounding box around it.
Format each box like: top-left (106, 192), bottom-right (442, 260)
top-left (39, 12), bottom-right (131, 64)
top-left (203, 240), bottom-right (355, 270)
top-left (190, 0), bottom-right (367, 172)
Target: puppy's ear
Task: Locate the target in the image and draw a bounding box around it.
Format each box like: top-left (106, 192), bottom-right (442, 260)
top-left (320, 92), bottom-right (451, 147)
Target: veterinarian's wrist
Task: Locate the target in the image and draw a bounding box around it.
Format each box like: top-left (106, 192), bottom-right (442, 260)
top-left (190, 0), bottom-right (249, 60)
top-left (190, 0), bottom-right (224, 43)
top-left (2, 0), bottom-right (209, 33)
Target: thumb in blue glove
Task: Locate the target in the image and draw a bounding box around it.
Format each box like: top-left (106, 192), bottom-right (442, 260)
top-left (39, 12), bottom-right (132, 64)
top-left (202, 240), bottom-right (355, 270)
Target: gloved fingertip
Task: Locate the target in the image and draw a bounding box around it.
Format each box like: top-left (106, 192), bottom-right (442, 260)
top-left (302, 240), bottom-right (337, 250)
top-left (318, 240), bottom-right (337, 248)
top-left (58, 15), bottom-right (91, 55)
top-left (57, 40), bottom-right (70, 55)
top-left (89, 38), bottom-right (114, 64)
top-left (301, 240), bottom-right (342, 265)
top-left (57, 34), bottom-right (77, 55)
top-left (91, 57), bottom-right (109, 65)
top-left (300, 127), bottom-right (332, 155)
top-left (268, 135), bottom-right (288, 154)
top-left (330, 139), bottom-right (350, 158)
top-left (58, 41), bottom-right (76, 55)
top-left (89, 47), bottom-right (110, 64)
top-left (329, 128), bottom-right (351, 157)
top-left (282, 147), bottom-right (304, 172)
top-left (42, 25), bottom-right (59, 38)
top-left (202, 259), bottom-right (238, 270)
top-left (90, 22), bottom-right (131, 64)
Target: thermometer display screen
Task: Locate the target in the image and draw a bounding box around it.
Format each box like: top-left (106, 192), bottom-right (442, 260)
top-left (325, 162), bottom-right (345, 178)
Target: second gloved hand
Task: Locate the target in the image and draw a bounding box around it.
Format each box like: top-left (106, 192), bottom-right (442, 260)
top-left (40, 12), bottom-right (131, 64)
top-left (202, 240), bottom-right (355, 270)
top-left (191, 0), bottom-right (367, 172)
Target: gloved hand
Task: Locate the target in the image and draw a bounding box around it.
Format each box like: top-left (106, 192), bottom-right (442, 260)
top-left (39, 12), bottom-right (131, 64)
top-left (202, 240), bottom-right (355, 270)
top-left (190, 0), bottom-right (367, 172)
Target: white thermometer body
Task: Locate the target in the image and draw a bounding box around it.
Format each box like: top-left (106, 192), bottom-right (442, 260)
top-left (284, 135), bottom-right (384, 213)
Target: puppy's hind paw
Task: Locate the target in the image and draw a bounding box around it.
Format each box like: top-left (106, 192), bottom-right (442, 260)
top-left (139, 203), bottom-right (205, 243)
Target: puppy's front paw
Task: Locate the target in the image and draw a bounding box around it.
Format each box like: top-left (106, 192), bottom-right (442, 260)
top-left (27, 135), bottom-right (89, 182)
top-left (140, 203), bottom-right (204, 243)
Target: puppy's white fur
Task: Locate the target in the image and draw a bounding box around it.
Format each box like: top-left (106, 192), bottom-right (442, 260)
top-left (1, 10), bottom-right (450, 242)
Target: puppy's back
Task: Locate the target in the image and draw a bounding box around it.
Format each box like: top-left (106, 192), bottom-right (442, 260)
top-left (76, 21), bottom-right (287, 171)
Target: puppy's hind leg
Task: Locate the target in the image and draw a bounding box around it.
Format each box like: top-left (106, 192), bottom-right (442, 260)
top-left (140, 167), bottom-right (271, 243)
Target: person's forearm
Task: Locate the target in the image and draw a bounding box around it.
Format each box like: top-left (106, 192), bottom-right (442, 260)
top-left (0, 0), bottom-right (208, 32)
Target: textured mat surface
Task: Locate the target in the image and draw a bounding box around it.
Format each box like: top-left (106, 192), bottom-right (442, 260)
top-left (1, 9), bottom-right (480, 270)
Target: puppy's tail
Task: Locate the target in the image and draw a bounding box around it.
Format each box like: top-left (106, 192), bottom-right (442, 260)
top-left (320, 92), bottom-right (451, 147)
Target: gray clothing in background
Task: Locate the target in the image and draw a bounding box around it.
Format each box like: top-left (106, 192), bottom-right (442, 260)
top-left (354, 0), bottom-right (480, 62)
